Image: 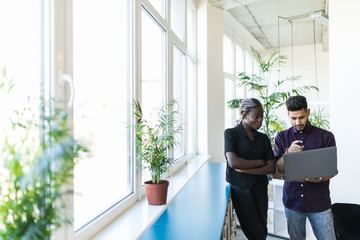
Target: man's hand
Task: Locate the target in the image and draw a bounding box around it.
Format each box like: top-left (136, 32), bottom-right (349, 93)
top-left (276, 140), bottom-right (303, 173)
top-left (288, 140), bottom-right (304, 153)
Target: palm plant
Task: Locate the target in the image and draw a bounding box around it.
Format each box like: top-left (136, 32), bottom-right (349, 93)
top-left (309, 107), bottom-right (330, 130)
top-left (0, 69), bottom-right (88, 239)
top-left (227, 47), bottom-right (319, 142)
top-left (132, 100), bottom-right (182, 184)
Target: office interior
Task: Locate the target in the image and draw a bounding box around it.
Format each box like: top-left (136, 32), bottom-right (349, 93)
top-left (0, 0), bottom-right (359, 239)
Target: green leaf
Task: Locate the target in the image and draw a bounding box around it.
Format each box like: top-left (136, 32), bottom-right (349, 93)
top-left (129, 99), bottom-right (182, 184)
top-left (227, 47), bottom-right (320, 146)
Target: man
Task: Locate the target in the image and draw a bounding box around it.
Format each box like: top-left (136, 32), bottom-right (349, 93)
top-left (274, 95), bottom-right (336, 240)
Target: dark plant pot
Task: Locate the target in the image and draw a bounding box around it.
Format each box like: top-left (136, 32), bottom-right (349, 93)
top-left (144, 180), bottom-right (169, 205)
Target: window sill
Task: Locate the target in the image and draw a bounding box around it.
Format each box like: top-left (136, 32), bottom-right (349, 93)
top-left (87, 154), bottom-right (209, 240)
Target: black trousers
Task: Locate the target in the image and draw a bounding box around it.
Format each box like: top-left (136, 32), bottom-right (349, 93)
top-left (230, 184), bottom-right (268, 240)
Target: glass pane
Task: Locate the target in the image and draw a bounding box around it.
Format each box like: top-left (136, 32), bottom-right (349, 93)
top-left (245, 51), bottom-right (254, 98)
top-left (73, 0), bottom-right (131, 230)
top-left (0, 0), bottom-right (42, 108)
top-left (187, 58), bottom-right (196, 153)
top-left (173, 45), bottom-right (185, 159)
top-left (235, 45), bottom-right (245, 100)
top-left (254, 61), bottom-right (260, 76)
top-left (187, 1), bottom-right (196, 54)
top-left (0, 1), bottom-right (42, 147)
top-left (225, 78), bottom-right (235, 129)
top-left (245, 51), bottom-right (253, 75)
top-left (235, 45), bottom-right (244, 74)
top-left (171, 0), bottom-right (185, 41)
top-left (223, 35), bottom-right (234, 74)
top-left (141, 8), bottom-right (165, 182)
top-left (148, 0), bottom-right (166, 19)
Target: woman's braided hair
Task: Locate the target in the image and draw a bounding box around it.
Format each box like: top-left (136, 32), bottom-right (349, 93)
top-left (239, 98), bottom-right (262, 119)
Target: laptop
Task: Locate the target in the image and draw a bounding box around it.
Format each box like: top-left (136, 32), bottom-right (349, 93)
top-left (283, 146), bottom-right (338, 182)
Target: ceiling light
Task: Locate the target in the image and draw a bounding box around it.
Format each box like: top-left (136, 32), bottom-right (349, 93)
top-left (209, 0), bottom-right (242, 10)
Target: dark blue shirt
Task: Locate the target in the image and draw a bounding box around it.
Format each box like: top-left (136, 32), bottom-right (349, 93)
top-left (224, 122), bottom-right (274, 189)
top-left (274, 122), bottom-right (336, 213)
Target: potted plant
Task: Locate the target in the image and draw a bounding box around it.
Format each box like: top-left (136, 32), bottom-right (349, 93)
top-left (0, 68), bottom-right (88, 239)
top-left (132, 100), bottom-right (182, 205)
top-left (227, 47), bottom-right (319, 144)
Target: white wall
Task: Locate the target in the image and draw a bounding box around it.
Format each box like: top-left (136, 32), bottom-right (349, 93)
top-left (197, 1), bottom-right (225, 162)
top-left (275, 44), bottom-right (330, 126)
top-left (279, 44), bottom-right (329, 104)
top-left (329, 0), bottom-right (360, 204)
top-left (197, 2), bottom-right (266, 163)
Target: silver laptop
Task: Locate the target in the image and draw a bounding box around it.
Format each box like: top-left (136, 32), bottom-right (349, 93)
top-left (283, 146), bottom-right (338, 182)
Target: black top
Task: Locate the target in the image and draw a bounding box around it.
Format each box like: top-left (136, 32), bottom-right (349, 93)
top-left (224, 122), bottom-right (274, 189)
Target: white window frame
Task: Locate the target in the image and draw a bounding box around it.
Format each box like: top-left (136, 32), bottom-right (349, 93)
top-left (72, 0), bottom-right (197, 238)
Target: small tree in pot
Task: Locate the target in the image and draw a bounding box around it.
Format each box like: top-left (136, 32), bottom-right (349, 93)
top-left (132, 100), bottom-right (182, 205)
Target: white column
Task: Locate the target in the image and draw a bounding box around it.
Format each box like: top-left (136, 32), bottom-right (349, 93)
top-left (329, 0), bottom-right (360, 204)
top-left (197, 1), bottom-right (225, 162)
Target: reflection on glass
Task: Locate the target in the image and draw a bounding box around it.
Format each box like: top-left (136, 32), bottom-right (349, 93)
top-left (254, 61), bottom-right (260, 77)
top-left (187, 1), bottom-right (196, 55)
top-left (73, 0), bottom-right (130, 230)
top-left (141, 8), bottom-right (165, 183)
top-left (187, 59), bottom-right (196, 153)
top-left (0, 0), bottom-right (42, 122)
top-left (223, 35), bottom-right (234, 74)
top-left (173, 45), bottom-right (185, 159)
top-left (245, 51), bottom-right (254, 98)
top-left (235, 45), bottom-right (246, 100)
top-left (245, 51), bottom-right (253, 75)
top-left (0, 1), bottom-right (42, 166)
top-left (225, 79), bottom-right (235, 128)
top-left (148, 0), bottom-right (166, 19)
top-left (171, 0), bottom-right (185, 41)
top-left (235, 45), bottom-right (244, 74)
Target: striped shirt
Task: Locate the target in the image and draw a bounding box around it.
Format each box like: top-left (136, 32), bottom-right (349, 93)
top-left (274, 122), bottom-right (336, 213)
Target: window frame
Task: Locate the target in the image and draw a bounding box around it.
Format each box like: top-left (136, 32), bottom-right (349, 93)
top-left (72, 0), bottom-right (197, 238)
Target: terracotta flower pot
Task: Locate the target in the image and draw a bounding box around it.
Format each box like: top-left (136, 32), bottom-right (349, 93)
top-left (144, 180), bottom-right (169, 205)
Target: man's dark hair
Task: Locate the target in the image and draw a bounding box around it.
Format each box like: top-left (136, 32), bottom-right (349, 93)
top-left (239, 98), bottom-right (262, 119)
top-left (286, 95), bottom-right (308, 111)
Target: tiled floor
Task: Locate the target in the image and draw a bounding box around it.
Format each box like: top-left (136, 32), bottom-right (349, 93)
top-left (235, 227), bottom-right (288, 240)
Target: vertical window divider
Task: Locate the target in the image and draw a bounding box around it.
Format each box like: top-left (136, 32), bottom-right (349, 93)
top-left (134, 0), bottom-right (143, 202)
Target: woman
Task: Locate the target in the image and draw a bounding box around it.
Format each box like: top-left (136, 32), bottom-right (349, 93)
top-left (224, 98), bottom-right (275, 240)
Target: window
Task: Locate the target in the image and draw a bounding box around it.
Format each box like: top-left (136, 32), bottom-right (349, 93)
top-left (186, 0), bottom-right (197, 155)
top-left (223, 35), bottom-right (234, 74)
top-left (187, 58), bottom-right (196, 154)
top-left (73, 0), bottom-right (131, 230)
top-left (223, 34), bottom-right (237, 127)
top-left (245, 50), bottom-right (254, 75)
top-left (0, 1), bottom-right (43, 117)
top-left (235, 45), bottom-right (244, 75)
top-left (187, 1), bottom-right (196, 55)
top-left (171, 0), bottom-right (185, 41)
top-left (72, 0), bottom-right (197, 232)
top-left (0, 1), bottom-right (44, 152)
top-left (1, 0), bottom-right (197, 236)
top-left (235, 45), bottom-right (245, 99)
top-left (173, 45), bottom-right (186, 158)
top-left (223, 35), bottom-right (259, 127)
top-left (141, 6), bottom-right (166, 182)
top-left (225, 78), bottom-right (236, 128)
top-left (148, 0), bottom-right (166, 19)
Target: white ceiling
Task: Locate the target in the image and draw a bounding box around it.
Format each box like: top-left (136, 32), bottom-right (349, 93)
top-left (209, 0), bottom-right (329, 50)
